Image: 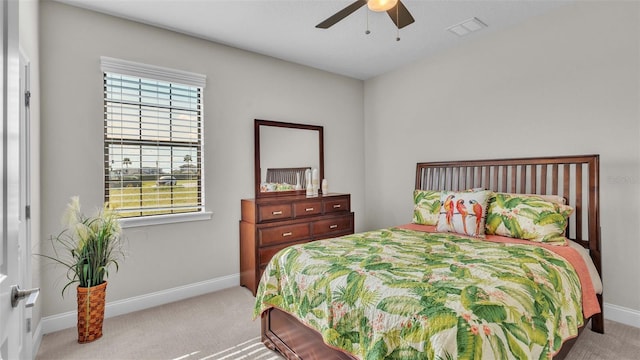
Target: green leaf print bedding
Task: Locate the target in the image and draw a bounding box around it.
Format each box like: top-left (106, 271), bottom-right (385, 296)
top-left (254, 228), bottom-right (584, 360)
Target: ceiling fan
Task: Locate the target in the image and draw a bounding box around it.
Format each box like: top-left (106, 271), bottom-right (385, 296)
top-left (316, 0), bottom-right (415, 30)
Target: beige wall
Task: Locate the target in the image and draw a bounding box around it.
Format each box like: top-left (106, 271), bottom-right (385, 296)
top-left (364, 1), bottom-right (640, 321)
top-left (39, 1), bottom-right (365, 317)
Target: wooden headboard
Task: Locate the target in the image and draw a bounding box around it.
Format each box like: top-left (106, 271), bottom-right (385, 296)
top-left (415, 154), bottom-right (603, 332)
top-left (265, 167), bottom-right (310, 188)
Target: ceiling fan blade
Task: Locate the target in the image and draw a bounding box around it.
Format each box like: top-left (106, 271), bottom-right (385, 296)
top-left (316, 0), bottom-right (367, 29)
top-left (387, 1), bottom-right (415, 29)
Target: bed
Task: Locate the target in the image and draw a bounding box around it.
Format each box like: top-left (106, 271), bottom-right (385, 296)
top-left (254, 155), bottom-right (603, 359)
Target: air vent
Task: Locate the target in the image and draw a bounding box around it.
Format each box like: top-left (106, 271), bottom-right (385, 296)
top-left (447, 17), bottom-right (487, 37)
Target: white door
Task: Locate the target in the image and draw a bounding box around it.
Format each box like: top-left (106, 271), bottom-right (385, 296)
top-left (1, 1), bottom-right (29, 359)
top-left (18, 49), bottom-right (34, 360)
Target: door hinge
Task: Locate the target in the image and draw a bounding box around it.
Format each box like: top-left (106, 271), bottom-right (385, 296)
top-left (25, 205), bottom-right (31, 220)
top-left (26, 318), bottom-right (32, 333)
top-left (25, 90), bottom-right (31, 107)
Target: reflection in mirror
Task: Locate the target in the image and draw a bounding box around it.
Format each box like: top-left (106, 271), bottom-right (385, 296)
top-left (261, 126), bottom-right (319, 189)
top-left (255, 120), bottom-right (324, 197)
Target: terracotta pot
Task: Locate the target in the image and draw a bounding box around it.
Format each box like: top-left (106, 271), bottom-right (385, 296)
top-left (76, 281), bottom-right (107, 343)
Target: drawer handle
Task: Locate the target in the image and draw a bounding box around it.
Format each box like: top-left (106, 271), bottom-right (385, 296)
top-left (329, 224), bottom-right (338, 229)
top-left (333, 204), bottom-right (341, 209)
top-left (272, 211), bottom-right (283, 215)
top-left (282, 232), bottom-right (293, 237)
top-left (305, 207), bottom-right (315, 212)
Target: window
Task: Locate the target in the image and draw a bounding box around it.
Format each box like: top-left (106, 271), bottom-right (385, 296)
top-left (101, 57), bottom-right (206, 219)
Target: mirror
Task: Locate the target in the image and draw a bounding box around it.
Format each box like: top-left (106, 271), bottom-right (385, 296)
top-left (255, 119), bottom-right (324, 197)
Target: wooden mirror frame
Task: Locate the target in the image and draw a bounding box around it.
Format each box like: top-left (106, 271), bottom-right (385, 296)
top-left (254, 119), bottom-right (324, 198)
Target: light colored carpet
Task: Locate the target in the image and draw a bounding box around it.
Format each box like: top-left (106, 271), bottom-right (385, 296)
top-left (565, 318), bottom-right (640, 360)
top-left (37, 286), bottom-right (639, 359)
top-left (36, 287), bottom-right (278, 360)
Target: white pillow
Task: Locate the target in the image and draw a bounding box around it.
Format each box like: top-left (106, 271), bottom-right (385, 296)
top-left (567, 240), bottom-right (603, 294)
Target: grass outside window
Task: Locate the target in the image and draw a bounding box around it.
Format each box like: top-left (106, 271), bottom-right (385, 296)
top-left (108, 180), bottom-right (199, 218)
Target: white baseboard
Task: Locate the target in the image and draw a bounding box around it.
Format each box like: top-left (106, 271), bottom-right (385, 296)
top-left (39, 273), bottom-right (239, 336)
top-left (604, 302), bottom-right (640, 329)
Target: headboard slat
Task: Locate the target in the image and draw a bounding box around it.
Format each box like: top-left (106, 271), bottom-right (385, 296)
top-left (530, 165), bottom-right (537, 194)
top-left (563, 164), bottom-right (571, 205)
top-left (552, 164), bottom-right (559, 194)
top-left (501, 166), bottom-right (507, 191)
top-left (575, 164), bottom-right (583, 241)
top-left (484, 166), bottom-right (491, 187)
top-left (541, 165), bottom-right (548, 193)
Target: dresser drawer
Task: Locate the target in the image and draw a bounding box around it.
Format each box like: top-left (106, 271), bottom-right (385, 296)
top-left (312, 214), bottom-right (353, 238)
top-left (293, 199), bottom-right (323, 217)
top-left (259, 241), bottom-right (306, 267)
top-left (258, 204), bottom-right (293, 222)
top-left (324, 197), bottom-right (350, 213)
top-left (259, 223), bottom-right (310, 246)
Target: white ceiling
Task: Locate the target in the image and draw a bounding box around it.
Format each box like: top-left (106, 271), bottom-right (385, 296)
top-left (55, 0), bottom-right (574, 80)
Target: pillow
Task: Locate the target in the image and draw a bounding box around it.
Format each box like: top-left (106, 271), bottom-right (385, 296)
top-left (495, 192), bottom-right (566, 205)
top-left (485, 193), bottom-right (574, 245)
top-left (436, 190), bottom-right (492, 237)
top-left (567, 240), bottom-right (603, 294)
top-left (412, 190), bottom-right (441, 226)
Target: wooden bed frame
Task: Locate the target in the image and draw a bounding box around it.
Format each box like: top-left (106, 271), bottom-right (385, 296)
top-left (261, 154), bottom-right (603, 359)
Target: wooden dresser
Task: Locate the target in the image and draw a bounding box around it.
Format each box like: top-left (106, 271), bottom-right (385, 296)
top-left (240, 193), bottom-right (354, 295)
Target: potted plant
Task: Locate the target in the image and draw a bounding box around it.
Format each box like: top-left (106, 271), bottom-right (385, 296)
top-left (41, 196), bottom-right (125, 343)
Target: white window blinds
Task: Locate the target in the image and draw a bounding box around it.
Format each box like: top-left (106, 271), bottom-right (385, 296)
top-left (101, 57), bottom-right (206, 218)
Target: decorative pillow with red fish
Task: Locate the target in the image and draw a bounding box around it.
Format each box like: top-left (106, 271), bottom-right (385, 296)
top-left (436, 189), bottom-right (492, 237)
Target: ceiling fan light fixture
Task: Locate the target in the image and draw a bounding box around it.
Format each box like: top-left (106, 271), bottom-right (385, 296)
top-left (367, 0), bottom-right (398, 12)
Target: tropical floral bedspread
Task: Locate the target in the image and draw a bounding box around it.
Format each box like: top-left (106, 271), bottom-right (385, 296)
top-left (254, 228), bottom-right (588, 360)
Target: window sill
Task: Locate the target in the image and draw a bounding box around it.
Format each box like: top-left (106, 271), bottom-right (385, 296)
top-left (119, 211), bottom-right (213, 228)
